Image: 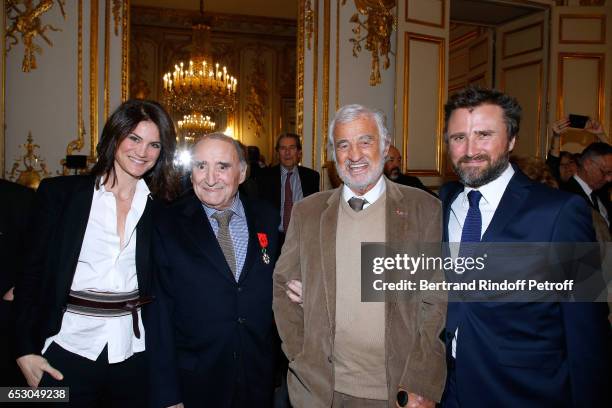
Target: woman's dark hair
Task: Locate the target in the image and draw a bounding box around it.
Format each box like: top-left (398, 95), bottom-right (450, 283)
top-left (90, 99), bottom-right (179, 201)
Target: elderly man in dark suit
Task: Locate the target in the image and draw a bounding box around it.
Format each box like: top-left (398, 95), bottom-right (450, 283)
top-left (439, 87), bottom-right (609, 407)
top-left (258, 133), bottom-right (319, 243)
top-left (146, 133), bottom-right (280, 408)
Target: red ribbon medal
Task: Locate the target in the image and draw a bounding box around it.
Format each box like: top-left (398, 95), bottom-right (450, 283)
top-left (257, 233), bottom-right (270, 264)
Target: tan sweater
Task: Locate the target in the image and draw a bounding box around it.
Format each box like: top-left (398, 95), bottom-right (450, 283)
top-left (333, 193), bottom-right (387, 400)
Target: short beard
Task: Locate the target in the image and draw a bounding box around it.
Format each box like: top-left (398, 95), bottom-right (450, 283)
top-left (336, 158), bottom-right (384, 193)
top-left (453, 151), bottom-right (510, 188)
top-left (386, 167), bottom-right (400, 180)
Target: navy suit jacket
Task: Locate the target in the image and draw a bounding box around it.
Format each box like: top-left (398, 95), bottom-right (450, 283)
top-left (440, 167), bottom-right (610, 407)
top-left (146, 191), bottom-right (280, 408)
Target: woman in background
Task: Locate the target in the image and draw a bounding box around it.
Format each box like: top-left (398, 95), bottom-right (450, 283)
top-left (14, 99), bottom-right (178, 407)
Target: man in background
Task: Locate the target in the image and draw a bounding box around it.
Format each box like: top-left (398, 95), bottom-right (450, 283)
top-left (561, 142), bottom-right (612, 230)
top-left (258, 133), bottom-right (320, 246)
top-left (384, 145), bottom-right (436, 196)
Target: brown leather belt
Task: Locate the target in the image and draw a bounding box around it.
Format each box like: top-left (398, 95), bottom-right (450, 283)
top-left (66, 295), bottom-right (154, 339)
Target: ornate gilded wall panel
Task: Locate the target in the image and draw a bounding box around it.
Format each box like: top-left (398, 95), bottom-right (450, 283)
top-left (502, 21), bottom-right (544, 59)
top-left (501, 60), bottom-right (543, 157)
top-left (559, 14), bottom-right (606, 44)
top-left (5, 0), bottom-right (67, 72)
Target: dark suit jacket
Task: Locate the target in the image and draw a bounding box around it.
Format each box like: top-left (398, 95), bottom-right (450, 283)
top-left (146, 192), bottom-right (280, 408)
top-left (0, 179), bottom-right (35, 298)
top-left (14, 175), bottom-right (156, 357)
top-left (440, 167), bottom-right (610, 407)
top-left (0, 180), bottom-right (35, 386)
top-left (561, 176), bottom-right (611, 231)
top-left (392, 173), bottom-right (437, 197)
top-left (257, 165), bottom-right (320, 211)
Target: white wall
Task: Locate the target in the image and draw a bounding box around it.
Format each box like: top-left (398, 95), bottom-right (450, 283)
top-left (3, 0), bottom-right (127, 178)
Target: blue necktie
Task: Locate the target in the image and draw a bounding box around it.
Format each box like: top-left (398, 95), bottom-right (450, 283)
top-left (460, 190), bottom-right (482, 254)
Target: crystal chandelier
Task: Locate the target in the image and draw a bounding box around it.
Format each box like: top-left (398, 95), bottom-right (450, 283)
top-left (177, 113), bottom-right (216, 143)
top-left (162, 1), bottom-right (237, 116)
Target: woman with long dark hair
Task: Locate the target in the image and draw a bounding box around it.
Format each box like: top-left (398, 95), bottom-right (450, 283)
top-left (14, 99), bottom-right (178, 407)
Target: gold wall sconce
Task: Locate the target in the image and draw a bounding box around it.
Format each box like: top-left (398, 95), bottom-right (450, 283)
top-left (9, 132), bottom-right (50, 189)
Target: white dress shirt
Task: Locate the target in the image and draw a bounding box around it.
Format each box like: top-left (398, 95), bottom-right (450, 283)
top-left (42, 179), bottom-right (150, 363)
top-left (341, 175), bottom-right (386, 208)
top-left (448, 164), bottom-right (514, 357)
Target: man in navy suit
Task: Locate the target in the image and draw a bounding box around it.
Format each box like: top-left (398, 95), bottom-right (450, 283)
top-left (146, 133), bottom-right (280, 408)
top-left (439, 87), bottom-right (609, 407)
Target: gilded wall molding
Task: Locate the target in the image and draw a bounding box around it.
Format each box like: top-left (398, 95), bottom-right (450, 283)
top-left (112, 0), bottom-right (121, 36)
top-left (402, 32), bottom-right (445, 177)
top-left (104, 0), bottom-right (110, 120)
top-left (131, 6), bottom-right (296, 34)
top-left (449, 29), bottom-right (478, 48)
top-left (121, 0), bottom-right (129, 101)
top-left (405, 0), bottom-right (445, 28)
top-left (311, 0), bottom-right (319, 166)
top-left (297, 0), bottom-right (305, 137)
top-left (305, 0), bottom-right (314, 50)
top-left (468, 36), bottom-right (488, 70)
top-left (246, 54), bottom-right (269, 140)
top-left (501, 59), bottom-right (543, 156)
top-left (322, 0), bottom-right (330, 164)
top-left (559, 14), bottom-right (606, 44)
top-left (343, 0), bottom-right (396, 86)
top-left (556, 52), bottom-right (605, 122)
top-left (66, 0), bottom-right (84, 156)
top-left (90, 0), bottom-right (99, 158)
top-left (5, 0), bottom-right (67, 72)
top-left (335, 0), bottom-right (340, 111)
top-left (502, 21), bottom-right (543, 60)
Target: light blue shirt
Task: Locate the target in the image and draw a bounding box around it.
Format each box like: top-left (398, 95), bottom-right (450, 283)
top-left (279, 166), bottom-right (304, 231)
top-left (203, 196), bottom-right (249, 281)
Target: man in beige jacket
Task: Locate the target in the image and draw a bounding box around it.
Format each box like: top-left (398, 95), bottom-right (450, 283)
top-left (272, 104), bottom-right (447, 408)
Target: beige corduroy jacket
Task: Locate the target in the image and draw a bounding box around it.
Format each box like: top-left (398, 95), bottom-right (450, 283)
top-left (272, 178), bottom-right (447, 408)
